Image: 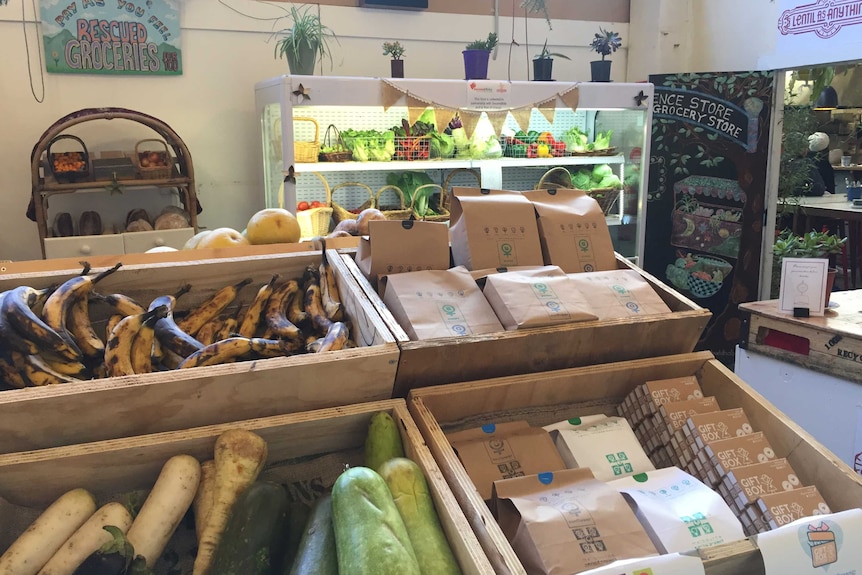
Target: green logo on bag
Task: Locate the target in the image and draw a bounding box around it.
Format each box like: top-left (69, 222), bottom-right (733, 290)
top-left (501, 243), bottom-right (513, 256)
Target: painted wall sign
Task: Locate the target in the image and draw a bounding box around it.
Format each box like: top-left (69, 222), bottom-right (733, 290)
top-left (778, 0), bottom-right (862, 39)
top-left (40, 0), bottom-right (181, 75)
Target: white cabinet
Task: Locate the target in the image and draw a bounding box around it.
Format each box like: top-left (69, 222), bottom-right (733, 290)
top-left (254, 76), bottom-right (653, 263)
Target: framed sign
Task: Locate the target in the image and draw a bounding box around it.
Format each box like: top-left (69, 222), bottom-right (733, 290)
top-left (360, 0), bottom-right (428, 9)
top-left (40, 0), bottom-right (182, 75)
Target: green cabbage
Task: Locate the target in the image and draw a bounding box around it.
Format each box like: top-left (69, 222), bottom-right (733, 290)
top-left (592, 164), bottom-right (614, 182)
top-left (571, 170), bottom-right (592, 189)
top-left (598, 174), bottom-right (622, 188)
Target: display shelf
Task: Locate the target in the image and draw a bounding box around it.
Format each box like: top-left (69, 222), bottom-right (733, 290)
top-left (295, 154), bottom-right (625, 174)
top-left (29, 107), bottom-right (200, 259)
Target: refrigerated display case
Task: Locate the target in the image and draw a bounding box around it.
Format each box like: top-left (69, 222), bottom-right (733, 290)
top-left (254, 75), bottom-right (653, 263)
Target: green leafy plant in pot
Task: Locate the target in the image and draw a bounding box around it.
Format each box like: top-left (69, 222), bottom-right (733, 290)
top-left (771, 227), bottom-right (847, 303)
top-left (533, 40), bottom-right (569, 81)
top-left (589, 27), bottom-right (621, 82)
top-left (382, 41), bottom-right (405, 78)
top-left (272, 4), bottom-right (338, 76)
top-left (463, 33), bottom-right (498, 81)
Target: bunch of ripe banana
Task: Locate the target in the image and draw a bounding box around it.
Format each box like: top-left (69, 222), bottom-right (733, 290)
top-left (0, 252), bottom-right (350, 390)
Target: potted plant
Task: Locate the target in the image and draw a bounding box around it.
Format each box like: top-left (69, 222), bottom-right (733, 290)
top-left (772, 227), bottom-right (847, 303)
top-left (272, 4), bottom-right (338, 76)
top-left (463, 33), bottom-right (498, 81)
top-left (532, 39), bottom-right (569, 81)
top-left (589, 27), bottom-right (622, 82)
top-left (382, 41), bottom-right (406, 78)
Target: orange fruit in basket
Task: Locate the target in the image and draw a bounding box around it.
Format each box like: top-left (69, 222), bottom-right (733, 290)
top-left (245, 208), bottom-right (301, 245)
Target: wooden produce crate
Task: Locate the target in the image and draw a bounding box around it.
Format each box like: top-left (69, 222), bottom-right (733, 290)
top-left (340, 252), bottom-right (712, 397)
top-left (0, 399), bottom-right (496, 575)
top-left (408, 351), bottom-right (862, 575)
top-left (0, 249), bottom-right (398, 454)
top-left (739, 291), bottom-right (862, 385)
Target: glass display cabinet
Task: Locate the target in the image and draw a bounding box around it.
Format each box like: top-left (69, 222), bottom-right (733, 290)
top-left (254, 75), bottom-right (653, 263)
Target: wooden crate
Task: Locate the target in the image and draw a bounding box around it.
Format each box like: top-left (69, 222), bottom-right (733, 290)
top-left (0, 249), bottom-right (398, 454)
top-left (340, 252), bottom-right (712, 397)
top-left (739, 291), bottom-right (862, 385)
top-left (0, 399), bottom-right (496, 575)
top-left (408, 351), bottom-right (862, 575)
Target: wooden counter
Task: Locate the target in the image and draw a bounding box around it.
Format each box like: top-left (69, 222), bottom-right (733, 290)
top-left (739, 290), bottom-right (862, 384)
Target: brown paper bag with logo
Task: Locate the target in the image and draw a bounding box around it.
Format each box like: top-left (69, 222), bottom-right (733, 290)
top-left (567, 269), bottom-right (673, 320)
top-left (482, 266), bottom-right (598, 330)
top-left (448, 421), bottom-right (566, 501)
top-left (523, 188), bottom-right (617, 273)
top-left (380, 266), bottom-right (503, 340)
top-left (356, 219), bottom-right (450, 284)
top-left (493, 468), bottom-right (658, 575)
top-left (449, 187), bottom-right (544, 271)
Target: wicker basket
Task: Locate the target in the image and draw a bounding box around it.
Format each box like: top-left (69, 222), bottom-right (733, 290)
top-left (294, 117), bottom-right (320, 163)
top-left (47, 134), bottom-right (90, 183)
top-left (586, 187), bottom-right (622, 215)
top-left (535, 166), bottom-right (573, 190)
top-left (429, 168), bottom-right (482, 223)
top-left (375, 185), bottom-right (414, 221)
top-left (331, 182), bottom-right (375, 225)
top-left (296, 172), bottom-right (333, 238)
top-left (133, 138), bottom-right (173, 179)
top-left (412, 184), bottom-right (445, 221)
top-left (318, 124), bottom-right (352, 163)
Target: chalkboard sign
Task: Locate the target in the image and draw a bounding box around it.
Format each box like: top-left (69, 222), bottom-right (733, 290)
top-left (645, 72), bottom-right (775, 365)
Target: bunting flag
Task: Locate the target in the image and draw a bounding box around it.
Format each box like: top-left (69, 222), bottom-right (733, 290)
top-left (538, 97), bottom-right (557, 124)
top-left (486, 110), bottom-right (509, 136)
top-left (460, 110), bottom-right (482, 140)
top-left (434, 107), bottom-right (458, 132)
top-left (382, 81), bottom-right (402, 111)
top-left (407, 96), bottom-right (427, 125)
top-left (559, 85), bottom-right (580, 112)
top-left (511, 109), bottom-right (533, 132)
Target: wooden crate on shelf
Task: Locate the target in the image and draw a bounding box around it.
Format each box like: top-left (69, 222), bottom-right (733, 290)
top-left (0, 248), bottom-right (397, 454)
top-left (407, 351), bottom-right (862, 575)
top-left (339, 251), bottom-right (712, 397)
top-left (0, 399), bottom-right (496, 575)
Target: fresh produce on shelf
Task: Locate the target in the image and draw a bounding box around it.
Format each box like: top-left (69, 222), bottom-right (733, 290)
top-left (386, 172), bottom-right (438, 218)
top-left (0, 258), bottom-right (351, 390)
top-left (365, 410), bottom-right (406, 472)
top-left (570, 163), bottom-right (622, 191)
top-left (52, 152), bottom-right (87, 174)
top-left (341, 128), bottom-right (396, 162)
top-left (561, 126), bottom-right (614, 153)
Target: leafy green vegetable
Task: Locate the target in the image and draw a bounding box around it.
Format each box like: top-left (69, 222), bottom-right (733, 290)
top-left (387, 171), bottom-right (436, 216)
top-left (430, 132), bottom-right (455, 158)
top-left (342, 129), bottom-right (395, 162)
top-left (571, 170), bottom-right (592, 189)
top-left (594, 129), bottom-right (614, 150)
top-left (592, 164), bottom-right (614, 182)
top-left (562, 127), bottom-right (589, 152)
top-left (598, 174), bottom-right (622, 188)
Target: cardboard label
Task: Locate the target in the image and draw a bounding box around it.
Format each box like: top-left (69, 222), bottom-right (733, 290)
top-left (357, 219), bottom-right (450, 284)
top-left (757, 509), bottom-right (862, 574)
top-left (448, 187), bottom-right (544, 271)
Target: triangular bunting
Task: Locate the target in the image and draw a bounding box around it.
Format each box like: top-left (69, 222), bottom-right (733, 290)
top-left (538, 98), bottom-right (556, 124)
top-left (434, 107), bottom-right (457, 132)
top-left (559, 86), bottom-right (580, 111)
top-left (511, 108), bottom-right (533, 132)
top-left (408, 106), bottom-right (426, 127)
top-left (486, 111), bottom-right (509, 136)
top-left (460, 110), bottom-right (482, 140)
top-left (381, 80), bottom-right (402, 111)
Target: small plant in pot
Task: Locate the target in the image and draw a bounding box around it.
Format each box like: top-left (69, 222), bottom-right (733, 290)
top-left (463, 32), bottom-right (498, 81)
top-left (382, 41), bottom-right (406, 78)
top-left (272, 4), bottom-right (338, 76)
top-left (533, 40), bottom-right (569, 81)
top-left (589, 27), bottom-right (621, 82)
top-left (772, 227), bottom-right (847, 303)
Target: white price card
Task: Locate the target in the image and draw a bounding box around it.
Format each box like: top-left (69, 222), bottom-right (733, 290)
top-left (465, 80), bottom-right (512, 110)
top-left (577, 553), bottom-right (705, 575)
top-left (758, 508), bottom-right (862, 574)
top-left (779, 257), bottom-right (828, 316)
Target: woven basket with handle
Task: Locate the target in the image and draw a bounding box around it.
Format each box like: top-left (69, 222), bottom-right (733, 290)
top-left (297, 172), bottom-right (333, 238)
top-left (375, 185), bottom-right (414, 221)
top-left (133, 138), bottom-right (173, 179)
top-left (331, 181), bottom-right (375, 225)
top-left (318, 124), bottom-right (352, 162)
top-left (535, 166), bottom-right (619, 215)
top-left (426, 168), bottom-right (482, 223)
top-left (412, 184), bottom-right (445, 221)
top-left (293, 117), bottom-right (320, 163)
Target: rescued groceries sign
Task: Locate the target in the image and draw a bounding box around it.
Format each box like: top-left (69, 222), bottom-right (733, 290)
top-left (40, 0), bottom-right (181, 75)
top-left (760, 0), bottom-right (862, 69)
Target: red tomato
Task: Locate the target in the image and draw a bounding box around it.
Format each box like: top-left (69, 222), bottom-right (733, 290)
top-left (297, 201), bottom-right (310, 211)
top-left (310, 200), bottom-right (324, 208)
top-left (552, 141), bottom-right (567, 157)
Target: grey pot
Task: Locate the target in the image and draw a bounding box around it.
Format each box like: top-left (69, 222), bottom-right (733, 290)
top-left (287, 40), bottom-right (319, 75)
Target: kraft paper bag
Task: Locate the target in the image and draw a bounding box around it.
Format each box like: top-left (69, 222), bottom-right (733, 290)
top-left (356, 219), bottom-right (450, 284)
top-left (493, 468), bottom-right (658, 575)
top-left (448, 421), bottom-right (566, 501)
top-left (449, 187), bottom-right (544, 271)
top-left (567, 269), bottom-right (673, 320)
top-left (523, 187), bottom-right (617, 273)
top-left (551, 417), bottom-right (654, 482)
top-left (380, 265), bottom-right (503, 340)
top-left (482, 266), bottom-right (598, 330)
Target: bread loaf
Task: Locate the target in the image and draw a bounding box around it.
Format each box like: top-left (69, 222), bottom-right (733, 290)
top-left (126, 219), bottom-right (154, 233)
top-left (79, 211), bottom-right (103, 236)
top-left (154, 212), bottom-right (189, 230)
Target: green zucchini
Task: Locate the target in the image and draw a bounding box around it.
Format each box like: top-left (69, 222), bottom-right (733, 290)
top-left (281, 501), bottom-right (311, 574)
top-left (379, 458), bottom-right (462, 575)
top-left (332, 467), bottom-right (420, 575)
top-left (210, 481), bottom-right (289, 575)
top-left (287, 496), bottom-right (337, 575)
top-left (364, 411), bottom-right (405, 472)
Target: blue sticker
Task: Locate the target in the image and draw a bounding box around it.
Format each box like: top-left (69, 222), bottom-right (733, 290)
top-left (538, 472), bottom-right (554, 485)
top-left (481, 423), bottom-right (496, 434)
